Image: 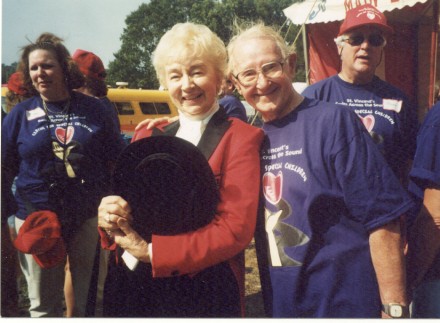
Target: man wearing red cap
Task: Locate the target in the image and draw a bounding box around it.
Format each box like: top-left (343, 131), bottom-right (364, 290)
top-left (303, 4), bottom-right (418, 185)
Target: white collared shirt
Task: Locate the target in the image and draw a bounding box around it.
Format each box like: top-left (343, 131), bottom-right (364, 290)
top-left (175, 101), bottom-right (219, 146)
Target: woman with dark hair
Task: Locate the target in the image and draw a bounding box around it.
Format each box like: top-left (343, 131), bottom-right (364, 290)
top-left (1, 32), bottom-right (125, 317)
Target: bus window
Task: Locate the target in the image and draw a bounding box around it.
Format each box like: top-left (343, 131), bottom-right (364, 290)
top-left (139, 102), bottom-right (171, 115)
top-left (155, 102), bottom-right (172, 114)
top-left (114, 102), bottom-right (134, 115)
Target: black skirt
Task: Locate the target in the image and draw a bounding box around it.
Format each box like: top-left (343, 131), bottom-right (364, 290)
top-left (103, 249), bottom-right (240, 318)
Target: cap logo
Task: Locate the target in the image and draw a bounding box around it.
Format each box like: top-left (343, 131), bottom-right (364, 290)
top-left (358, 8), bottom-right (381, 21)
top-left (367, 11), bottom-right (376, 20)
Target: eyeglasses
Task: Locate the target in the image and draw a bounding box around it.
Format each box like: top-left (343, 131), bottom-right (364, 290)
top-left (341, 33), bottom-right (386, 47)
top-left (233, 61), bottom-right (285, 87)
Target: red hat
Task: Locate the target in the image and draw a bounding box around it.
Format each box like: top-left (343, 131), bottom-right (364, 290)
top-left (338, 4), bottom-right (393, 36)
top-left (72, 49), bottom-right (106, 81)
top-left (14, 211), bottom-right (66, 269)
top-left (7, 72), bottom-right (27, 96)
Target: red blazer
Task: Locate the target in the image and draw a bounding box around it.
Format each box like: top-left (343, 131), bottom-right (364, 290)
top-left (101, 108), bottom-right (264, 315)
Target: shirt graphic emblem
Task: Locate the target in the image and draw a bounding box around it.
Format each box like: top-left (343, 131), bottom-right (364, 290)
top-left (263, 171), bottom-right (309, 267)
top-left (359, 114), bottom-right (375, 132)
top-left (358, 114), bottom-right (384, 147)
top-left (55, 125), bottom-right (74, 145)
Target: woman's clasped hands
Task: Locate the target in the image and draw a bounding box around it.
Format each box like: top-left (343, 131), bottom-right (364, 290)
top-left (98, 196), bottom-right (150, 263)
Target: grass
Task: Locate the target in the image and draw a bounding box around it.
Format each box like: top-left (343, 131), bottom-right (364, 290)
top-left (244, 239), bottom-right (265, 317)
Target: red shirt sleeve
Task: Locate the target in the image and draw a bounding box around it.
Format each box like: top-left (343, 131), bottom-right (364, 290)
top-left (150, 121), bottom-right (264, 277)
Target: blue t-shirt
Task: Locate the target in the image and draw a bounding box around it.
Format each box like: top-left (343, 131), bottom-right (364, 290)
top-left (1, 92), bottom-right (126, 221)
top-left (258, 97), bottom-right (413, 318)
top-left (302, 75), bottom-right (418, 178)
top-left (219, 94), bottom-right (248, 122)
top-left (408, 102), bottom-right (440, 281)
top-left (100, 96), bottom-right (121, 131)
top-left (408, 102), bottom-right (440, 198)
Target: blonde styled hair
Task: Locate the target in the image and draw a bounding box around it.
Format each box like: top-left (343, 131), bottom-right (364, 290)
top-left (152, 22), bottom-right (227, 89)
top-left (227, 23), bottom-right (296, 76)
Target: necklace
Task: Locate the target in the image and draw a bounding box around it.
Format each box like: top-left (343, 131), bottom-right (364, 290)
top-left (41, 97), bottom-right (72, 140)
top-left (42, 99), bottom-right (70, 115)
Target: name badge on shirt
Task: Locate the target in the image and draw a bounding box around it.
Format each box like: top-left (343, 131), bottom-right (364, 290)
top-left (382, 99), bottom-right (402, 113)
top-left (26, 107), bottom-right (46, 120)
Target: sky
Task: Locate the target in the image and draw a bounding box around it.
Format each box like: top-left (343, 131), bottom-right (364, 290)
top-left (2, 0), bottom-right (149, 68)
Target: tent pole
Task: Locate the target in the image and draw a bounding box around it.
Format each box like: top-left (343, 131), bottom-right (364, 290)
top-left (302, 25), bottom-right (309, 84)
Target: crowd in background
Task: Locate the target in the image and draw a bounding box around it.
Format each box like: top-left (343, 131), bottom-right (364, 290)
top-left (1, 4), bottom-right (439, 319)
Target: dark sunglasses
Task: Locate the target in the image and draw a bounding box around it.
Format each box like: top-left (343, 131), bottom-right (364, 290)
top-left (342, 33), bottom-right (386, 47)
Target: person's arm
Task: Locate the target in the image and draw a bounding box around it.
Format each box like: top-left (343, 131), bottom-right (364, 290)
top-left (98, 124), bottom-right (264, 277)
top-left (407, 186), bottom-right (440, 289)
top-left (369, 218), bottom-right (409, 318)
top-left (1, 114), bottom-right (20, 223)
top-left (151, 126), bottom-right (264, 277)
top-left (134, 116), bottom-right (178, 131)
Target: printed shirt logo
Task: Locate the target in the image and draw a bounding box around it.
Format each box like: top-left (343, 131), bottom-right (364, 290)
top-left (55, 126), bottom-right (74, 145)
top-left (359, 114), bottom-right (375, 132)
top-left (263, 170), bottom-right (310, 267)
top-left (263, 171), bottom-right (282, 205)
top-left (52, 141), bottom-right (78, 178)
top-left (383, 99), bottom-right (402, 113)
top-left (356, 114), bottom-right (384, 147)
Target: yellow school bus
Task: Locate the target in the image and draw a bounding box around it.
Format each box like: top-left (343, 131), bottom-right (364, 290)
top-left (1, 85), bottom-right (8, 113)
top-left (107, 85), bottom-right (178, 136)
top-left (1, 83), bottom-right (178, 136)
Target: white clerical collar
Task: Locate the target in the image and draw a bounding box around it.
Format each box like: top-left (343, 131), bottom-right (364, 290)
top-left (176, 101), bottom-right (219, 146)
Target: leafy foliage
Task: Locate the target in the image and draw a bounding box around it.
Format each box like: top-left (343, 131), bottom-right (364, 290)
top-left (2, 63), bottom-right (18, 85)
top-left (1, 1), bottom-right (306, 89)
top-left (106, 0), bottom-right (305, 89)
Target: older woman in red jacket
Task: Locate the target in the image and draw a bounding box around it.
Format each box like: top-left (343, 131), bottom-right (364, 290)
top-left (97, 22), bottom-right (264, 317)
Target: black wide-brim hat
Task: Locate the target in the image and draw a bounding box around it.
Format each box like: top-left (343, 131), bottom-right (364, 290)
top-left (112, 136), bottom-right (219, 239)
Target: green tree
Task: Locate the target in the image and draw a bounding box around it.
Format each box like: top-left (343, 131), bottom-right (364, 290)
top-left (107, 0), bottom-right (305, 89)
top-left (2, 63), bottom-right (18, 85)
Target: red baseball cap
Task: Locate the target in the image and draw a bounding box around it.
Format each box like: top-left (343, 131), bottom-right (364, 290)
top-left (338, 4), bottom-right (393, 36)
top-left (72, 49), bottom-right (106, 81)
top-left (14, 211), bottom-right (66, 269)
top-left (7, 72), bottom-right (27, 96)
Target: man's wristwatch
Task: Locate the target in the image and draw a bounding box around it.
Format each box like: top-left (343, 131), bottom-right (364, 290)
top-left (382, 303), bottom-right (410, 318)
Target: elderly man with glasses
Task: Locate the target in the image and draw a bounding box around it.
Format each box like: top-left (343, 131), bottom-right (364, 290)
top-left (227, 21), bottom-right (413, 318)
top-left (303, 4), bottom-right (418, 185)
